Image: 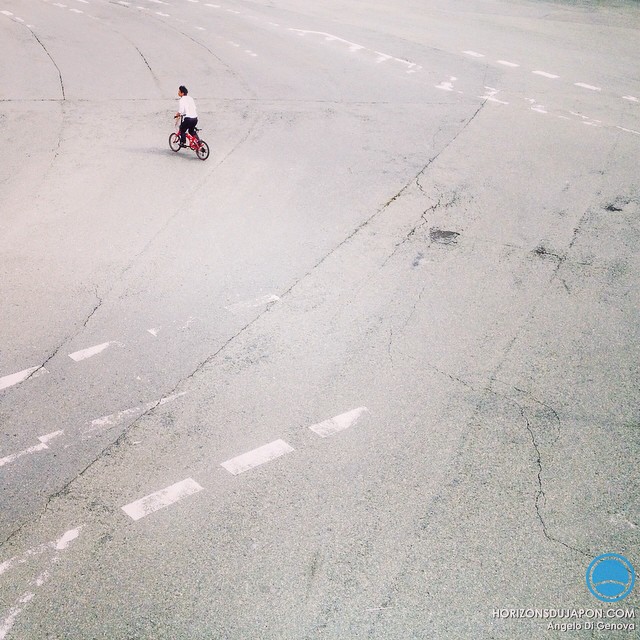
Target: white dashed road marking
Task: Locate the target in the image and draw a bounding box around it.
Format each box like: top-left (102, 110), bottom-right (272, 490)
top-left (497, 60), bottom-right (519, 67)
top-left (575, 83), bottom-right (601, 91)
top-left (623, 96), bottom-right (638, 102)
top-left (122, 478), bottom-right (203, 521)
top-left (309, 407), bottom-right (368, 438)
top-left (221, 439), bottom-right (294, 475)
top-left (533, 70), bottom-right (559, 79)
top-left (0, 431), bottom-right (64, 468)
top-left (68, 341), bottom-right (114, 362)
top-left (0, 366), bottom-right (48, 391)
top-left (463, 50), bottom-right (485, 58)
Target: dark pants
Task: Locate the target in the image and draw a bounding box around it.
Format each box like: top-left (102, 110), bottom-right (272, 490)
top-left (179, 117), bottom-right (198, 144)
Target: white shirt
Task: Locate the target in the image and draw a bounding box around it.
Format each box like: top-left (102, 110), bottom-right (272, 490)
top-left (178, 95), bottom-right (197, 118)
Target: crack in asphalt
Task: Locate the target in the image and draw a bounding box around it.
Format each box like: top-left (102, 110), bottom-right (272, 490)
top-left (366, 369), bottom-right (587, 635)
top-left (164, 22), bottom-right (258, 101)
top-left (392, 336), bottom-right (582, 551)
top-left (92, 3), bottom-right (164, 94)
top-left (510, 398), bottom-right (587, 558)
top-left (297, 101), bottom-right (487, 303)
top-left (5, 288), bottom-right (104, 397)
top-left (134, 46), bottom-right (154, 76)
top-left (473, 381), bottom-right (587, 556)
top-left (28, 29), bottom-right (65, 101)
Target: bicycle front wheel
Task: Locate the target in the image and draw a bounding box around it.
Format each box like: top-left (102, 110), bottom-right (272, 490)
top-left (196, 140), bottom-right (210, 161)
top-left (169, 132), bottom-right (181, 152)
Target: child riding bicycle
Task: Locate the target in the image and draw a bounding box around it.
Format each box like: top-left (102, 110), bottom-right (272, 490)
top-left (174, 85), bottom-right (198, 148)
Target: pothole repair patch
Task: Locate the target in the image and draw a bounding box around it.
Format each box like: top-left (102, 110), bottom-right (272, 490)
top-left (430, 228), bottom-right (460, 245)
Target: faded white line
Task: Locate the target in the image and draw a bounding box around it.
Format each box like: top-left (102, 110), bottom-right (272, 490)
top-left (156, 10), bottom-right (170, 15)
top-left (221, 439), bottom-right (294, 475)
top-left (69, 7), bottom-right (83, 11)
top-left (0, 431), bottom-right (64, 468)
top-left (0, 528), bottom-right (82, 580)
top-left (84, 392), bottom-right (187, 434)
top-left (54, 528), bottom-right (81, 550)
top-left (463, 50), bottom-right (484, 58)
top-left (532, 70), bottom-right (559, 79)
top-left (616, 126), bottom-right (640, 136)
top-left (497, 60), bottom-right (519, 67)
top-left (147, 327), bottom-right (160, 336)
top-left (480, 86), bottom-right (508, 105)
top-left (0, 594), bottom-right (35, 640)
top-left (13, 16), bottom-right (24, 22)
top-left (435, 76), bottom-right (457, 92)
top-left (531, 106), bottom-right (548, 114)
top-left (289, 29), bottom-right (364, 51)
top-left (309, 407), bottom-right (368, 438)
top-left (122, 478), bottom-right (203, 521)
top-left (0, 528), bottom-right (81, 639)
top-left (68, 341), bottom-right (114, 362)
top-left (374, 52), bottom-right (393, 63)
top-left (225, 294), bottom-right (279, 311)
top-left (0, 366), bottom-right (48, 391)
top-left (575, 82), bottom-right (601, 91)
top-left (622, 96), bottom-right (638, 102)
top-left (0, 10), bottom-right (13, 15)
top-left (157, 391), bottom-right (187, 406)
top-left (178, 317), bottom-right (196, 330)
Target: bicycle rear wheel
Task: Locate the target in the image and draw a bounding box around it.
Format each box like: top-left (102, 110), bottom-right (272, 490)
top-left (196, 140), bottom-right (210, 161)
top-left (169, 132), bottom-right (181, 152)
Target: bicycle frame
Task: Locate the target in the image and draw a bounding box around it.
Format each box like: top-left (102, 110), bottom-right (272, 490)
top-left (175, 116), bottom-right (201, 150)
top-left (170, 115), bottom-right (209, 160)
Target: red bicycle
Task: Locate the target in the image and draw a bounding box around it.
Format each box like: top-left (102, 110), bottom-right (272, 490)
top-left (169, 116), bottom-right (210, 160)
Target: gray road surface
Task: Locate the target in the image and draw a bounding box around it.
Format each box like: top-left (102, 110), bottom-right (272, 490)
top-left (0, 0), bottom-right (639, 638)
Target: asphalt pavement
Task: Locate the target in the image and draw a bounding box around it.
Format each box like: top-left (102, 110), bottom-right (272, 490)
top-left (0, 0), bottom-right (638, 638)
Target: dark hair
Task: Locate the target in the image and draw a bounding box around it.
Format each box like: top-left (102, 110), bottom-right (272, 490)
top-left (179, 85), bottom-right (188, 94)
